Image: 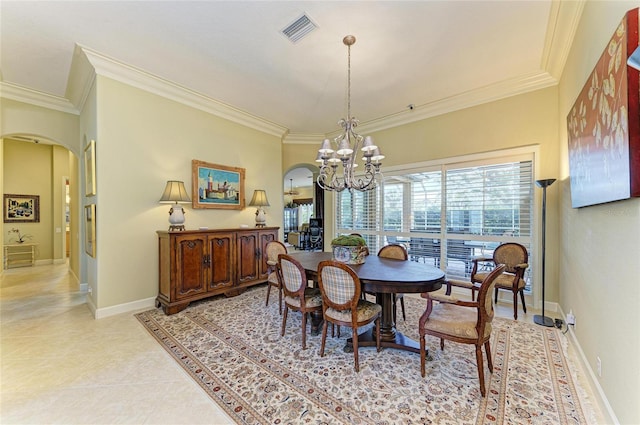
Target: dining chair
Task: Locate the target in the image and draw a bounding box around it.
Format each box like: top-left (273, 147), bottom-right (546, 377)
top-left (377, 244), bottom-right (409, 321)
top-left (265, 240), bottom-right (287, 314)
top-left (419, 264), bottom-right (506, 397)
top-left (317, 260), bottom-right (382, 372)
top-left (447, 242), bottom-right (529, 320)
top-left (278, 254), bottom-right (323, 349)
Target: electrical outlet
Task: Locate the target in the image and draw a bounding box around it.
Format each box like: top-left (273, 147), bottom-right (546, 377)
top-left (596, 356), bottom-right (602, 377)
top-left (566, 312), bottom-right (575, 326)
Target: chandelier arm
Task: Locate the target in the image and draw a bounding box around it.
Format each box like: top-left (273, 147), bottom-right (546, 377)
top-left (315, 35), bottom-right (382, 193)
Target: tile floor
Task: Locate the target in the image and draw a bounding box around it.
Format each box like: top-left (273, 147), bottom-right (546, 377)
top-left (1, 262), bottom-right (606, 424)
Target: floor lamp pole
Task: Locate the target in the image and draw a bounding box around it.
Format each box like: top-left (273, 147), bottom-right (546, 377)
top-left (534, 178), bottom-right (556, 327)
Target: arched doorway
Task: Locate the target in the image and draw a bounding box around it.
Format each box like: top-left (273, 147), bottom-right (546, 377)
top-left (283, 165), bottom-right (322, 249)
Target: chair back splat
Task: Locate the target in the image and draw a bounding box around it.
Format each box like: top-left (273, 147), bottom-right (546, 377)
top-left (317, 260), bottom-right (382, 372)
top-left (448, 242), bottom-right (529, 320)
top-left (264, 241), bottom-right (287, 313)
top-left (419, 264), bottom-right (506, 397)
top-left (278, 254), bottom-right (322, 349)
top-left (377, 244), bottom-right (409, 321)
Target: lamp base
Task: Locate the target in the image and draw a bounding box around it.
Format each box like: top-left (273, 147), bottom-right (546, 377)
top-left (255, 223), bottom-right (266, 228)
top-left (533, 314), bottom-right (555, 327)
top-left (169, 225), bottom-right (186, 231)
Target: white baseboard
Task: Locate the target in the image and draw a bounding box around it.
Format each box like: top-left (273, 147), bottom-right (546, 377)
top-left (94, 296), bottom-right (157, 319)
top-left (558, 306), bottom-right (619, 425)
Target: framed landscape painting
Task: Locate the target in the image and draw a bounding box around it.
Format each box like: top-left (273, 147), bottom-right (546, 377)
top-left (191, 160), bottom-right (245, 210)
top-left (567, 8), bottom-right (639, 208)
top-left (3, 194), bottom-right (40, 223)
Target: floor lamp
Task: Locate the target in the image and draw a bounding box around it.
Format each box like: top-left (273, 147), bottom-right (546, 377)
top-left (534, 178), bottom-right (556, 327)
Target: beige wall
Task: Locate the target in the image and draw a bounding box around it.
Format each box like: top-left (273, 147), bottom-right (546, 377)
top-left (558, 2), bottom-right (640, 424)
top-left (92, 76), bottom-right (283, 310)
top-left (3, 140), bottom-right (71, 263)
top-left (286, 86), bottom-right (560, 300)
top-left (1, 99), bottom-right (81, 281)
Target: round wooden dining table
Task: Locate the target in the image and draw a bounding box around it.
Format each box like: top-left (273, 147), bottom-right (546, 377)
top-left (290, 251), bottom-right (445, 353)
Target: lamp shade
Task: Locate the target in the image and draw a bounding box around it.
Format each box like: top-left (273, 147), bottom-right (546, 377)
top-left (249, 190), bottom-right (270, 207)
top-left (159, 181), bottom-right (191, 203)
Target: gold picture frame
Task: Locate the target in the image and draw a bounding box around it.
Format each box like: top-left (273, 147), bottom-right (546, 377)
top-left (84, 139), bottom-right (96, 196)
top-left (191, 160), bottom-right (245, 210)
top-left (84, 204), bottom-right (96, 257)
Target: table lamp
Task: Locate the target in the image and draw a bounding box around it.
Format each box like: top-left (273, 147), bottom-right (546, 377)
top-left (159, 180), bottom-right (191, 231)
top-left (249, 190), bottom-right (270, 227)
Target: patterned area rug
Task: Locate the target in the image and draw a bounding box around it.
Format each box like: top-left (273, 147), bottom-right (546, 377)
top-left (135, 286), bottom-right (594, 424)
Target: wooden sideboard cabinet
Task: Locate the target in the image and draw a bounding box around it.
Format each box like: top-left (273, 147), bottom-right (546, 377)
top-left (156, 227), bottom-right (278, 314)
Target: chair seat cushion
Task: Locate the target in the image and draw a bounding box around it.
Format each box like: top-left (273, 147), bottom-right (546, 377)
top-left (422, 303), bottom-right (491, 340)
top-left (285, 287), bottom-right (322, 308)
top-left (267, 271), bottom-right (279, 285)
top-left (325, 300), bottom-right (382, 323)
top-left (472, 272), bottom-right (525, 290)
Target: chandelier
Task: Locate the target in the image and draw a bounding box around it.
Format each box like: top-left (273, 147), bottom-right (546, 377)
top-left (316, 35), bottom-right (384, 192)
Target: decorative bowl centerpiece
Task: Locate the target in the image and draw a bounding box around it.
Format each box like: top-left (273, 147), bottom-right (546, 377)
top-left (331, 234), bottom-right (368, 265)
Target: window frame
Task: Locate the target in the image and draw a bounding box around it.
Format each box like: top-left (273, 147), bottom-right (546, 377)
top-left (334, 146), bottom-right (540, 296)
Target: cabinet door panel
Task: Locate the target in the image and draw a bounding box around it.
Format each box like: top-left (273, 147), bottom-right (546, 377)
top-left (237, 232), bottom-right (259, 284)
top-left (208, 233), bottom-right (235, 290)
top-left (259, 230), bottom-right (277, 279)
top-left (175, 236), bottom-right (207, 299)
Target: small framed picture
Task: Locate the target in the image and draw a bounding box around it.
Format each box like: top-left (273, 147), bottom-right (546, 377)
top-left (85, 204), bottom-right (96, 257)
top-left (192, 160), bottom-right (245, 210)
top-left (84, 139), bottom-right (96, 196)
top-left (3, 194), bottom-right (40, 223)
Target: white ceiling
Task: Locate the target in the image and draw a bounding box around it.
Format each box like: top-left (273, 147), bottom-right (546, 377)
top-left (0, 1), bottom-right (581, 189)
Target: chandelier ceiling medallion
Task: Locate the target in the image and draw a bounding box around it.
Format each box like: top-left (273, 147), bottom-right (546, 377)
top-left (316, 35), bottom-right (384, 192)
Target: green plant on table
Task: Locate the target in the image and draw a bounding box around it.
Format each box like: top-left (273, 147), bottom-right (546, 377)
top-left (330, 234), bottom-right (367, 247)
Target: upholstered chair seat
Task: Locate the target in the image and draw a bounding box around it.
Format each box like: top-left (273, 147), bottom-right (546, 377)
top-left (420, 264), bottom-right (506, 397)
top-left (279, 254), bottom-right (323, 349)
top-left (317, 260), bottom-right (382, 372)
top-left (284, 287), bottom-right (322, 309)
top-left (265, 241), bottom-right (287, 314)
top-left (324, 299), bottom-right (381, 323)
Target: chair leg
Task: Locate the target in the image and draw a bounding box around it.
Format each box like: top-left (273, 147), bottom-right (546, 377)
top-left (281, 306), bottom-right (288, 337)
top-left (494, 287), bottom-right (499, 304)
top-left (476, 345), bottom-right (486, 397)
top-left (420, 335), bottom-right (426, 377)
top-left (320, 320), bottom-right (328, 357)
top-left (519, 289), bottom-right (527, 313)
top-left (484, 341), bottom-right (493, 373)
top-left (277, 287), bottom-right (283, 315)
top-left (265, 283), bottom-right (272, 306)
top-left (440, 338), bottom-right (445, 351)
top-left (375, 316), bottom-right (381, 352)
top-left (353, 326), bottom-right (360, 372)
top-left (400, 296), bottom-right (406, 321)
top-left (513, 291), bottom-right (519, 320)
top-left (301, 312), bottom-right (308, 349)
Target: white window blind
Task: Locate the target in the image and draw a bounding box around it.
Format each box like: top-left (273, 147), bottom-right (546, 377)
top-left (336, 154), bottom-right (534, 289)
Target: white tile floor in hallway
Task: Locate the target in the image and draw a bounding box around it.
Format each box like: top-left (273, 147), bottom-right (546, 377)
top-left (1, 263), bottom-right (234, 424)
top-left (1, 262), bottom-right (606, 424)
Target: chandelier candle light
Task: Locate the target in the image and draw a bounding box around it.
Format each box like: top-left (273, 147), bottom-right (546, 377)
top-left (316, 35), bottom-right (384, 192)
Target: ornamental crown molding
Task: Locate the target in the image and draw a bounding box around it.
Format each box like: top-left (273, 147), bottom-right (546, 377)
top-left (75, 46), bottom-right (288, 138)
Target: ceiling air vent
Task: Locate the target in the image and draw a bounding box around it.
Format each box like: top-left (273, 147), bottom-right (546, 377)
top-left (281, 14), bottom-right (317, 43)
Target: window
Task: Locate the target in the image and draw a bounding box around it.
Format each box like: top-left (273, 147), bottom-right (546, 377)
top-left (336, 153), bottom-right (534, 290)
